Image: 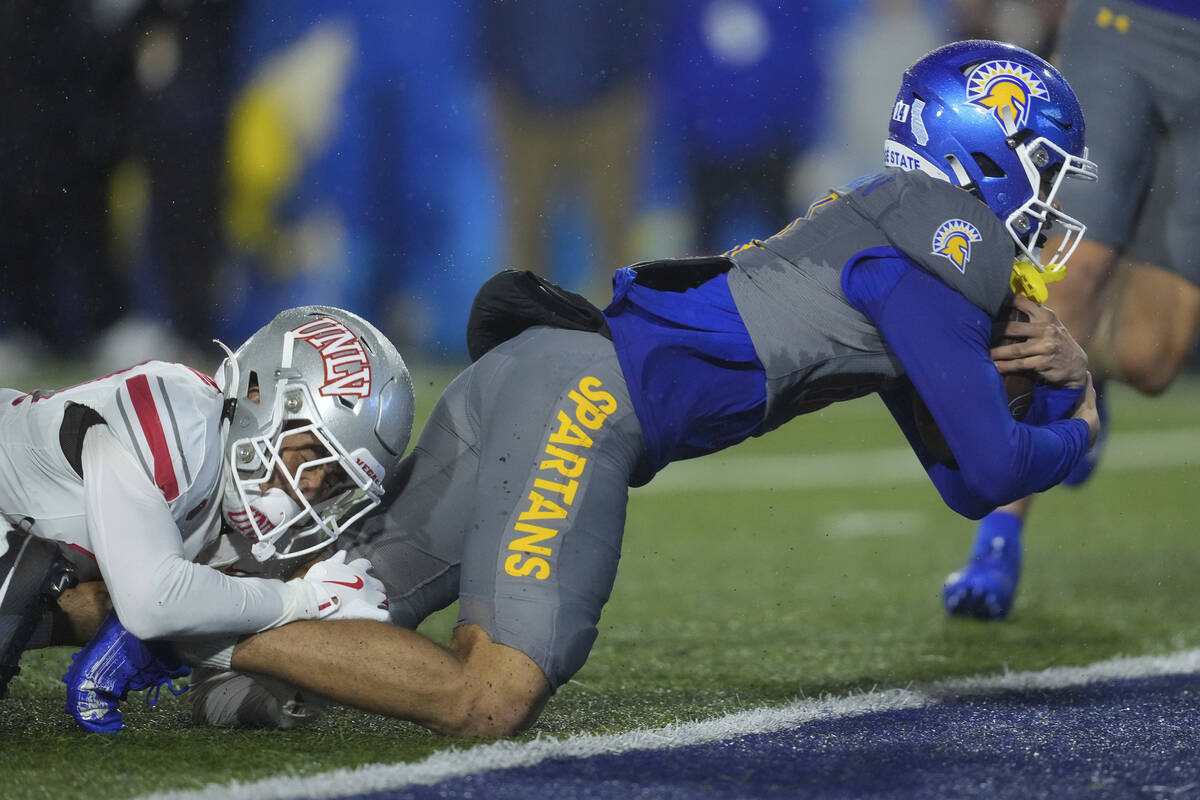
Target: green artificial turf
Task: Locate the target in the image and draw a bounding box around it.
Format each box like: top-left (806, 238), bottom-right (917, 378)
top-left (3, 368), bottom-right (1198, 799)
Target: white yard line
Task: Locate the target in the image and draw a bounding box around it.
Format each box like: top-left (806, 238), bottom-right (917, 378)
top-left (132, 647), bottom-right (1200, 800)
top-left (821, 509), bottom-right (928, 538)
top-left (639, 426), bottom-right (1200, 494)
top-left (129, 425), bottom-right (1200, 800)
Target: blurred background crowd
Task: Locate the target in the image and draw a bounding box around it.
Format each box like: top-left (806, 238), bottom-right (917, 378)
top-left (1, 0), bottom-right (1069, 371)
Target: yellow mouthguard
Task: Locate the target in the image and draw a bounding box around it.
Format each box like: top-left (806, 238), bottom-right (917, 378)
top-left (1010, 260), bottom-right (1066, 303)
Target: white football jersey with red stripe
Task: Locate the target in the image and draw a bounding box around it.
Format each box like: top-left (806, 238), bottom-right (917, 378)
top-left (0, 361), bottom-right (225, 580)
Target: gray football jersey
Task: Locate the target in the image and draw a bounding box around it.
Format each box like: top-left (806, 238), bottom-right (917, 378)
top-left (727, 168), bottom-right (1012, 434)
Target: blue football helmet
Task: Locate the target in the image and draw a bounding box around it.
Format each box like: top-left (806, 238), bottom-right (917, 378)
top-left (885, 40), bottom-right (1098, 273)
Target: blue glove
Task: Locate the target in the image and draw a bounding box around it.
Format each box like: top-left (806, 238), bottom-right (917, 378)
top-left (62, 611), bottom-right (190, 734)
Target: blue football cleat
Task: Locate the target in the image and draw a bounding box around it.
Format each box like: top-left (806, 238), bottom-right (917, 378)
top-left (1062, 379), bottom-right (1107, 487)
top-left (62, 612), bottom-right (190, 734)
top-left (943, 528), bottom-right (1022, 621)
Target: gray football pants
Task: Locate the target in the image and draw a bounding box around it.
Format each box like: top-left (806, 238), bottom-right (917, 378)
top-left (351, 327), bottom-right (645, 689)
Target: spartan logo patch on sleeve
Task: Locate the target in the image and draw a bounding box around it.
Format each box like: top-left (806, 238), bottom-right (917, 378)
top-left (848, 169), bottom-right (1012, 315)
top-left (931, 219), bottom-right (983, 274)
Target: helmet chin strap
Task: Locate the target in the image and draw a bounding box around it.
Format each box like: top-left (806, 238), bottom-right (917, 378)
top-left (213, 339), bottom-right (241, 452)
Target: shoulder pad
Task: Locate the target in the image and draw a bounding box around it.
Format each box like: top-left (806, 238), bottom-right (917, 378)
top-left (844, 170), bottom-right (1012, 316)
top-left (113, 362), bottom-right (224, 503)
top-left (137, 361), bottom-right (222, 395)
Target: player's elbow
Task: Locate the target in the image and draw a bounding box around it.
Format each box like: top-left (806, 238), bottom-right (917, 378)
top-left (945, 497), bottom-right (993, 520)
top-left (937, 485), bottom-right (996, 520)
top-left (926, 463), bottom-right (999, 519)
top-left (394, 624), bottom-right (553, 738)
top-left (443, 712), bottom-right (529, 739)
top-left (957, 458), bottom-right (1024, 511)
top-left (430, 628), bottom-right (551, 738)
top-left (438, 685), bottom-right (543, 738)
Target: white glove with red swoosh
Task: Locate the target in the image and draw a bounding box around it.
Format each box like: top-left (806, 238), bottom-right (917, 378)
top-left (291, 550), bottom-right (390, 623)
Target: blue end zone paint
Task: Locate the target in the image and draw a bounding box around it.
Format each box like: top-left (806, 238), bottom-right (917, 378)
top-left (344, 673), bottom-right (1200, 800)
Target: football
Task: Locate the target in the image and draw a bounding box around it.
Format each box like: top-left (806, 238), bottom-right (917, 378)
top-left (1004, 373), bottom-right (1036, 420)
top-left (912, 391), bottom-right (956, 465)
top-left (995, 302), bottom-right (1036, 421)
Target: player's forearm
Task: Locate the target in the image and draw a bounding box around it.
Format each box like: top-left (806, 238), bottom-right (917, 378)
top-left (230, 619), bottom-right (471, 732)
top-left (881, 391), bottom-right (998, 518)
top-left (873, 272), bottom-right (1089, 503)
top-left (127, 557), bottom-right (324, 640)
top-left (932, 413), bottom-right (1089, 510)
top-left (83, 427), bottom-right (317, 639)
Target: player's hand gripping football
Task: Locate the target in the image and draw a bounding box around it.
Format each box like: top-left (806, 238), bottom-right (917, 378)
top-left (990, 294), bottom-right (1088, 388)
top-left (297, 550), bottom-right (390, 623)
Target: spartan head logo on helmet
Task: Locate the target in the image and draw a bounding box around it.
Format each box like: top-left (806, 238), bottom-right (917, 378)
top-left (965, 60), bottom-right (1048, 136)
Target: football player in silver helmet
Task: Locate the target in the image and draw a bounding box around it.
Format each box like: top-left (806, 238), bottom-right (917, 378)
top-left (64, 42), bottom-right (1100, 738)
top-left (7, 306), bottom-right (412, 731)
top-left (172, 306), bottom-right (420, 731)
top-left (214, 305), bottom-right (415, 568)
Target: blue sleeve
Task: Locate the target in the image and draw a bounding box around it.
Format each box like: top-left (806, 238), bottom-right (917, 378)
top-left (1024, 382), bottom-right (1085, 428)
top-left (876, 383), bottom-right (998, 519)
top-left (843, 255), bottom-right (1091, 518)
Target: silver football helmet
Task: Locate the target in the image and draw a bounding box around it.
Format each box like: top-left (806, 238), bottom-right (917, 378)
top-left (216, 306), bottom-right (414, 562)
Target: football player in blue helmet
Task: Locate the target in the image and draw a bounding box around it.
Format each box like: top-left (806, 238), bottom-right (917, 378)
top-left (944, 3), bottom-right (1200, 621)
top-left (884, 39), bottom-right (1098, 297)
top-left (882, 41), bottom-right (1100, 622)
top-left (52, 41), bottom-right (1101, 738)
